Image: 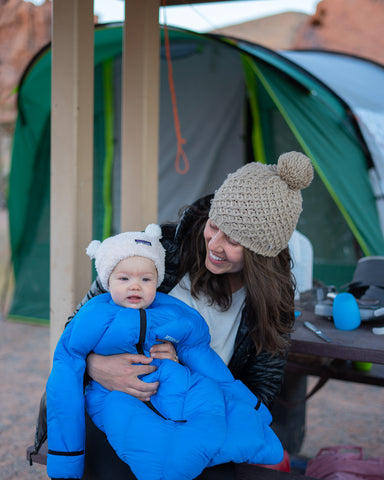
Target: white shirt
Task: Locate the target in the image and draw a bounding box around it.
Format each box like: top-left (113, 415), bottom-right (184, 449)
top-left (169, 274), bottom-right (245, 365)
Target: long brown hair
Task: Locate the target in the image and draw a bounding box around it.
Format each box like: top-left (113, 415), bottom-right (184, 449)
top-left (177, 197), bottom-right (296, 355)
top-left (243, 248), bottom-right (295, 354)
top-left (177, 201), bottom-right (233, 311)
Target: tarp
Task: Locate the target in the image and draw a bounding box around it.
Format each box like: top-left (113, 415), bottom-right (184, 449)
top-left (7, 25), bottom-right (384, 323)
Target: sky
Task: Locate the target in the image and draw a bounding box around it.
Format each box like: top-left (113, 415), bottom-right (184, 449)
top-left (27, 1), bottom-right (320, 32)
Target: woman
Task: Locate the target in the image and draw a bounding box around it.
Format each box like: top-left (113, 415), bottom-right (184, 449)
top-left (44, 151), bottom-right (314, 479)
top-left (46, 225), bottom-right (284, 480)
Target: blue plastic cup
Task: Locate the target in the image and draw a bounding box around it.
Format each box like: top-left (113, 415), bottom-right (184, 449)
top-left (332, 292), bottom-right (361, 330)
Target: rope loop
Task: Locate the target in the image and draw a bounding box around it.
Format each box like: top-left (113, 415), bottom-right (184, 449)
top-left (162, 1), bottom-right (190, 175)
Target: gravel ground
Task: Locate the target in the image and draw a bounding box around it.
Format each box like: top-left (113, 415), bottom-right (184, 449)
top-left (1, 320), bottom-right (49, 480)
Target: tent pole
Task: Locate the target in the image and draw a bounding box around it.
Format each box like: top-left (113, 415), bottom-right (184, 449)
top-left (50, 0), bottom-right (94, 363)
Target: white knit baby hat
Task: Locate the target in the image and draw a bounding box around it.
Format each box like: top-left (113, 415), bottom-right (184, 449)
top-left (86, 224), bottom-right (165, 290)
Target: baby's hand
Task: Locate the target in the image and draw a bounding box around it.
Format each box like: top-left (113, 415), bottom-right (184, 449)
top-left (150, 340), bottom-right (179, 363)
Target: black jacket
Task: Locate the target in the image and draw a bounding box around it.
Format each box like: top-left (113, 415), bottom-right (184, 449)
top-left (162, 195), bottom-right (288, 408)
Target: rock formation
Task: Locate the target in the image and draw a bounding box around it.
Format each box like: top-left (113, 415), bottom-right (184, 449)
top-left (212, 0), bottom-right (384, 66)
top-left (294, 0), bottom-right (384, 65)
top-left (0, 0), bottom-right (51, 124)
top-left (212, 11), bottom-right (308, 51)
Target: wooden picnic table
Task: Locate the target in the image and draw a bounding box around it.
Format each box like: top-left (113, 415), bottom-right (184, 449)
top-left (287, 309), bottom-right (384, 386)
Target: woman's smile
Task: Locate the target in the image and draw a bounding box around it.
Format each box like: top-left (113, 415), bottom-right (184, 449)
top-left (209, 250), bottom-right (225, 261)
top-left (203, 219), bottom-right (244, 275)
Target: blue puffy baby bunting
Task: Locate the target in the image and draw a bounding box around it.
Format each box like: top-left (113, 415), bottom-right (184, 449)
top-left (46, 292), bottom-right (283, 480)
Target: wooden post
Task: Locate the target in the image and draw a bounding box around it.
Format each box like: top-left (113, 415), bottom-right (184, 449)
top-left (121, 0), bottom-right (160, 231)
top-left (50, 0), bottom-right (94, 362)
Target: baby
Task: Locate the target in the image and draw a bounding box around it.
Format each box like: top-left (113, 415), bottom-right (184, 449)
top-left (46, 224), bottom-right (283, 480)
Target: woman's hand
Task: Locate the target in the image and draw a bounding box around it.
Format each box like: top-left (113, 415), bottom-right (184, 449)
top-left (87, 352), bottom-right (159, 401)
top-left (150, 340), bottom-right (179, 363)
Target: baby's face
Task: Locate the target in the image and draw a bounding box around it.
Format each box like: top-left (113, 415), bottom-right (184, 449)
top-left (109, 256), bottom-right (158, 309)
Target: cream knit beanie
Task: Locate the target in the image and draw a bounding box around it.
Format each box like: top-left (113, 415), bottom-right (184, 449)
top-left (209, 152), bottom-right (314, 257)
top-left (86, 224), bottom-right (165, 290)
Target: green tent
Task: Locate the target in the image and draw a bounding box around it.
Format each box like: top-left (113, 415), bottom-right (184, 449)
top-left (8, 25), bottom-right (384, 323)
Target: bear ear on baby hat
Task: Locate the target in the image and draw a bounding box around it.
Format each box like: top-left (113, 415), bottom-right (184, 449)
top-left (86, 240), bottom-right (101, 259)
top-left (145, 223), bottom-right (162, 239)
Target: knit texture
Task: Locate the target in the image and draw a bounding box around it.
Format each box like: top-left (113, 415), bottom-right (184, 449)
top-left (209, 152), bottom-right (314, 257)
top-left (86, 224), bottom-right (165, 290)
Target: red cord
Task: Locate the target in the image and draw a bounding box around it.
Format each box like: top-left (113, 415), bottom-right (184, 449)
top-left (162, 1), bottom-right (190, 175)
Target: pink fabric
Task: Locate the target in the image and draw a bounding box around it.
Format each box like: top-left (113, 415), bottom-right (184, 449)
top-left (306, 446), bottom-right (384, 480)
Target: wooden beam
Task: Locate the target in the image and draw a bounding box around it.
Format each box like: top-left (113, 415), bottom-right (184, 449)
top-left (162, 0), bottom-right (237, 4)
top-left (50, 0), bottom-right (94, 362)
top-left (121, 0), bottom-right (160, 231)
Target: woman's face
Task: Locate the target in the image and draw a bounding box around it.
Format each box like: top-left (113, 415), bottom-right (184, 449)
top-left (203, 219), bottom-right (244, 276)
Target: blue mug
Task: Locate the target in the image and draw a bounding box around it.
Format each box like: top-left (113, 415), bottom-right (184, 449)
top-left (332, 292), bottom-right (361, 330)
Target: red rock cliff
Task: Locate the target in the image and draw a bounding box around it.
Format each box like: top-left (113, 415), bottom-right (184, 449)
top-left (0, 0), bottom-right (51, 123)
top-left (294, 0), bottom-right (384, 65)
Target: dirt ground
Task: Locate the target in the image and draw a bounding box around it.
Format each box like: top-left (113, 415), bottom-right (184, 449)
top-left (1, 208), bottom-right (383, 479)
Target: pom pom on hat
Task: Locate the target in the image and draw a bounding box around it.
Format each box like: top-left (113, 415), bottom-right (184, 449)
top-left (209, 152), bottom-right (314, 257)
top-left (86, 224), bottom-right (165, 290)
top-left (277, 151), bottom-right (314, 191)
